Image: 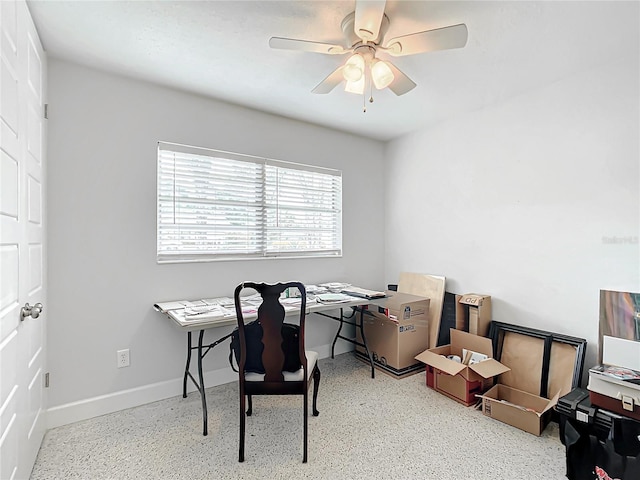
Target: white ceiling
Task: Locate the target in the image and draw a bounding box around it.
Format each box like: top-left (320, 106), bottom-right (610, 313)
top-left (26, 1), bottom-right (633, 141)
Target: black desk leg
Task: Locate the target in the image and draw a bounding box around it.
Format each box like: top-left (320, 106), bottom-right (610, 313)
top-left (358, 308), bottom-right (375, 379)
top-left (197, 329), bottom-right (208, 436)
top-left (326, 307), bottom-right (375, 378)
top-left (183, 332), bottom-right (192, 398)
top-left (181, 329), bottom-right (233, 436)
top-left (330, 308), bottom-right (344, 359)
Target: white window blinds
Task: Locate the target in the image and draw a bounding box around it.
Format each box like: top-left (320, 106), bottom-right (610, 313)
top-left (157, 142), bottom-right (342, 263)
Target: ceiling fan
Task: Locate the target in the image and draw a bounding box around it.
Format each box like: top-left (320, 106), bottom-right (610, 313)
top-left (269, 0), bottom-right (468, 109)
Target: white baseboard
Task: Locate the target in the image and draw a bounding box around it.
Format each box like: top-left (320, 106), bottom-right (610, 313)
top-left (46, 343), bottom-right (354, 430)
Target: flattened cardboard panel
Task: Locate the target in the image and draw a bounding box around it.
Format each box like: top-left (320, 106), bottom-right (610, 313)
top-left (498, 332), bottom-right (544, 395)
top-left (398, 272), bottom-right (445, 349)
top-left (599, 290), bottom-right (640, 363)
top-left (548, 341), bottom-right (578, 397)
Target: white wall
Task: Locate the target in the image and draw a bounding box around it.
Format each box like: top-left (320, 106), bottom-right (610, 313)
top-left (384, 3), bottom-right (639, 376)
top-left (46, 59), bottom-right (385, 426)
top-left (45, 1), bottom-right (639, 427)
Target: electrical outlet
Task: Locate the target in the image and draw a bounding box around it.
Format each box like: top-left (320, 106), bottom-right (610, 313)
top-left (117, 349), bottom-right (130, 368)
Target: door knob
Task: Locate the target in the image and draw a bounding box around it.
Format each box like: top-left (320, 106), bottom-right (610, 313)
top-left (21, 302), bottom-right (43, 320)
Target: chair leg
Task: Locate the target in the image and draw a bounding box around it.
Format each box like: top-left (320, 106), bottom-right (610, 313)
top-left (303, 390), bottom-right (308, 463)
top-left (239, 387), bottom-right (245, 462)
top-left (246, 394), bottom-right (252, 416)
top-left (312, 366), bottom-right (320, 416)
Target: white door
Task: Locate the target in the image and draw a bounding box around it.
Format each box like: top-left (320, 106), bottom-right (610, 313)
top-left (0, 1), bottom-right (47, 478)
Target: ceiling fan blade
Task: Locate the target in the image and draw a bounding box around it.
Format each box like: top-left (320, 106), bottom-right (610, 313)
top-left (354, 0), bottom-right (386, 42)
top-left (385, 62), bottom-right (416, 96)
top-left (383, 23), bottom-right (468, 57)
top-left (269, 37), bottom-right (347, 55)
top-left (312, 66), bottom-right (346, 94)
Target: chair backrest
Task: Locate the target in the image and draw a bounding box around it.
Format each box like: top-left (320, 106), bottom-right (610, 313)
top-left (233, 282), bottom-right (307, 382)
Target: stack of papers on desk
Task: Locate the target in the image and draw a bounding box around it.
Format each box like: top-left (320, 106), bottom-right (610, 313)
top-left (183, 304), bottom-right (232, 320)
top-left (341, 286), bottom-right (386, 299)
top-left (280, 296), bottom-right (318, 309)
top-left (154, 300), bottom-right (204, 312)
top-left (316, 293), bottom-right (355, 303)
top-left (203, 297), bottom-right (235, 308)
top-left (319, 282), bottom-right (351, 292)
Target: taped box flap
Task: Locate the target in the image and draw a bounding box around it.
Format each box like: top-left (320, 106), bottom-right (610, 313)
top-left (469, 359), bottom-right (510, 379)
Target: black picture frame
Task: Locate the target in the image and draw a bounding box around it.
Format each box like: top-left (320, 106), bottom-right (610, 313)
top-left (488, 321), bottom-right (587, 398)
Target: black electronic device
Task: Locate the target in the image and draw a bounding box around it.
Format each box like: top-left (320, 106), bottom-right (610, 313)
top-left (557, 388), bottom-right (640, 479)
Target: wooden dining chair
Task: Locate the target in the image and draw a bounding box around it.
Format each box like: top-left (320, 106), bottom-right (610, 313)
top-left (233, 281), bottom-right (320, 463)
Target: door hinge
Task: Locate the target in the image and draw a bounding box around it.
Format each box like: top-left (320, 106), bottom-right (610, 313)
top-left (44, 372), bottom-right (49, 388)
top-left (44, 104), bottom-right (48, 119)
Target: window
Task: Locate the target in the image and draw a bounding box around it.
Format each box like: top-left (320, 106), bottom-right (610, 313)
top-left (157, 142), bottom-right (342, 263)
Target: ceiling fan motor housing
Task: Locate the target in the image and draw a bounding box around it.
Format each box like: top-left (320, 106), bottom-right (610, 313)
top-left (341, 12), bottom-right (390, 47)
top-left (354, 44), bottom-right (376, 62)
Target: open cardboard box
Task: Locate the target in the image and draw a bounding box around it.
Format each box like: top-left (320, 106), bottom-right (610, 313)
top-left (415, 329), bottom-right (510, 406)
top-left (479, 327), bottom-right (569, 436)
top-left (479, 385), bottom-right (560, 436)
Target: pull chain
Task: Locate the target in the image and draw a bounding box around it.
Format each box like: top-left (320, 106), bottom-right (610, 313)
top-left (369, 77), bottom-right (374, 104)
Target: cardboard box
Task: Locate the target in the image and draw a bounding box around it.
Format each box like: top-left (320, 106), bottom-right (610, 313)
top-left (480, 384), bottom-right (560, 436)
top-left (425, 365), bottom-right (494, 406)
top-left (456, 294), bottom-right (492, 337)
top-left (478, 328), bottom-right (565, 436)
top-left (414, 329), bottom-right (510, 406)
top-left (355, 292), bottom-right (430, 378)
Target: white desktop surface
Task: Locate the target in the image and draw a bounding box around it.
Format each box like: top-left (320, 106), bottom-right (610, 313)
top-left (154, 292), bottom-right (388, 332)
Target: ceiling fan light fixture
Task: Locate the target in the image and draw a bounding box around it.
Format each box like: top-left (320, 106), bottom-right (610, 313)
top-left (344, 75), bottom-right (365, 95)
top-left (371, 59), bottom-right (394, 89)
top-left (269, 0), bottom-right (469, 104)
top-left (342, 53), bottom-right (365, 82)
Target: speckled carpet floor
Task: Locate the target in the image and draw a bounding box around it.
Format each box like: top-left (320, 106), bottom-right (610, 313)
top-left (31, 353), bottom-right (567, 479)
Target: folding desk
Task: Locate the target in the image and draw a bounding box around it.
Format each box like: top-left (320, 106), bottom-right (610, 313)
top-left (154, 293), bottom-right (387, 435)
